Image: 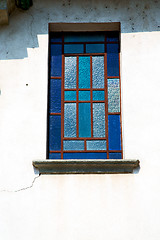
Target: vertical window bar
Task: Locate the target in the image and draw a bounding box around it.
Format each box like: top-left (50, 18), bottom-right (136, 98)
top-left (61, 34), bottom-right (64, 159)
top-left (90, 56), bottom-right (93, 138)
top-left (77, 56), bottom-right (79, 138)
top-left (104, 51), bottom-right (109, 159)
top-left (119, 50), bottom-right (123, 158)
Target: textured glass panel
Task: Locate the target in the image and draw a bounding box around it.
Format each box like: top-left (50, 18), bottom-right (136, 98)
top-left (50, 79), bottom-right (61, 113)
top-left (93, 91), bottom-right (105, 101)
top-left (107, 32), bottom-right (119, 42)
top-left (79, 91), bottom-right (90, 101)
top-left (87, 140), bottom-right (106, 150)
top-left (79, 57), bottom-right (90, 89)
top-left (79, 103), bottom-right (91, 137)
top-left (64, 91), bottom-right (76, 101)
top-left (49, 153), bottom-right (61, 159)
top-left (64, 103), bottom-right (76, 137)
top-left (65, 57), bottom-right (77, 89)
top-left (92, 56), bottom-right (104, 88)
top-left (50, 44), bottom-right (62, 77)
top-left (109, 153), bottom-right (122, 159)
top-left (63, 140), bottom-right (84, 151)
top-left (64, 32), bottom-right (105, 42)
top-left (86, 44), bottom-right (105, 53)
top-left (64, 44), bottom-right (84, 54)
top-left (63, 152), bottom-right (107, 159)
top-left (108, 79), bottom-right (120, 112)
top-left (108, 115), bottom-right (121, 150)
top-left (107, 43), bottom-right (119, 76)
top-left (93, 103), bottom-right (105, 137)
top-left (49, 115), bottom-right (61, 151)
top-left (50, 33), bottom-right (62, 43)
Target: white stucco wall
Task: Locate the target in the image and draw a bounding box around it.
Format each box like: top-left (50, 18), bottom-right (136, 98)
top-left (0, 0), bottom-right (160, 239)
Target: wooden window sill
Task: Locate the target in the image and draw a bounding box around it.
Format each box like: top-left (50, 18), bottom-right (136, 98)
top-left (32, 159), bottom-right (140, 174)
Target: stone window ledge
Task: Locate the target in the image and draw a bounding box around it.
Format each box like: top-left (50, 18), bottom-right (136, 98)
top-left (33, 159), bottom-right (140, 174)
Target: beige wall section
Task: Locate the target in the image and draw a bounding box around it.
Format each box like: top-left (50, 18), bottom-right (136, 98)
top-left (0, 0), bottom-right (160, 239)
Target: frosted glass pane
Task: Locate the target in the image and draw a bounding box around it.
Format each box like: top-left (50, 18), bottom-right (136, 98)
top-left (86, 44), bottom-right (105, 53)
top-left (64, 44), bottom-right (84, 54)
top-left (65, 57), bottom-right (77, 89)
top-left (79, 57), bottom-right (90, 89)
top-left (108, 79), bottom-right (120, 112)
top-left (79, 103), bottom-right (91, 137)
top-left (93, 103), bottom-right (105, 137)
top-left (79, 91), bottom-right (90, 101)
top-left (86, 140), bottom-right (106, 150)
top-left (93, 91), bottom-right (105, 101)
top-left (63, 140), bottom-right (84, 151)
top-left (64, 103), bottom-right (76, 137)
top-left (92, 56), bottom-right (104, 88)
top-left (64, 91), bottom-right (76, 101)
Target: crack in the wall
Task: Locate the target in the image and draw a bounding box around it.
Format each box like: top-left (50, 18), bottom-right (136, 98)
top-left (0, 174), bottom-right (40, 193)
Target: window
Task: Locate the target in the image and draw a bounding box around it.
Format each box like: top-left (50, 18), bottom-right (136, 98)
top-left (47, 28), bottom-right (123, 160)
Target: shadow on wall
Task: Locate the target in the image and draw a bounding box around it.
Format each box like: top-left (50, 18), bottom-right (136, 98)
top-left (0, 0), bottom-right (159, 60)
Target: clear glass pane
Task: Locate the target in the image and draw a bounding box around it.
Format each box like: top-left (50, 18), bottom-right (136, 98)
top-left (65, 57), bottom-right (77, 89)
top-left (64, 103), bottom-right (76, 137)
top-left (64, 91), bottom-right (76, 101)
top-left (108, 79), bottom-right (120, 112)
top-left (79, 103), bottom-right (91, 137)
top-left (64, 44), bottom-right (84, 54)
top-left (86, 140), bottom-right (107, 150)
top-left (63, 140), bottom-right (84, 151)
top-left (93, 91), bottom-right (105, 101)
top-left (92, 56), bottom-right (104, 88)
top-left (79, 91), bottom-right (90, 101)
top-left (64, 32), bottom-right (105, 42)
top-left (86, 44), bottom-right (105, 53)
top-left (93, 103), bottom-right (105, 137)
top-left (79, 57), bottom-right (90, 89)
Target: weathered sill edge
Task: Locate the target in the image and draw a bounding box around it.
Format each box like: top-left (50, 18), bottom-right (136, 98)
top-left (32, 159), bottom-right (140, 174)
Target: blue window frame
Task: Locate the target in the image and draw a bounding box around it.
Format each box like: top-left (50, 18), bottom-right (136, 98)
top-left (48, 31), bottom-right (122, 159)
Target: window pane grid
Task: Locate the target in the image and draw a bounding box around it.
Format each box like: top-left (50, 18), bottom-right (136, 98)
top-left (48, 32), bottom-right (122, 159)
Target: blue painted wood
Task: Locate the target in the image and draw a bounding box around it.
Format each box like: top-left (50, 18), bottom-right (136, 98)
top-left (108, 115), bottom-right (121, 150)
top-left (109, 153), bottom-right (122, 159)
top-left (50, 44), bottom-right (62, 77)
top-left (49, 115), bottom-right (61, 151)
top-left (49, 153), bottom-right (61, 159)
top-left (63, 152), bottom-right (107, 159)
top-left (107, 43), bottom-right (119, 76)
top-left (49, 79), bottom-right (61, 113)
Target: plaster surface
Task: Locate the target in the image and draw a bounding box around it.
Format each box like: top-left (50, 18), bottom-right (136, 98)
top-left (0, 0), bottom-right (160, 239)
